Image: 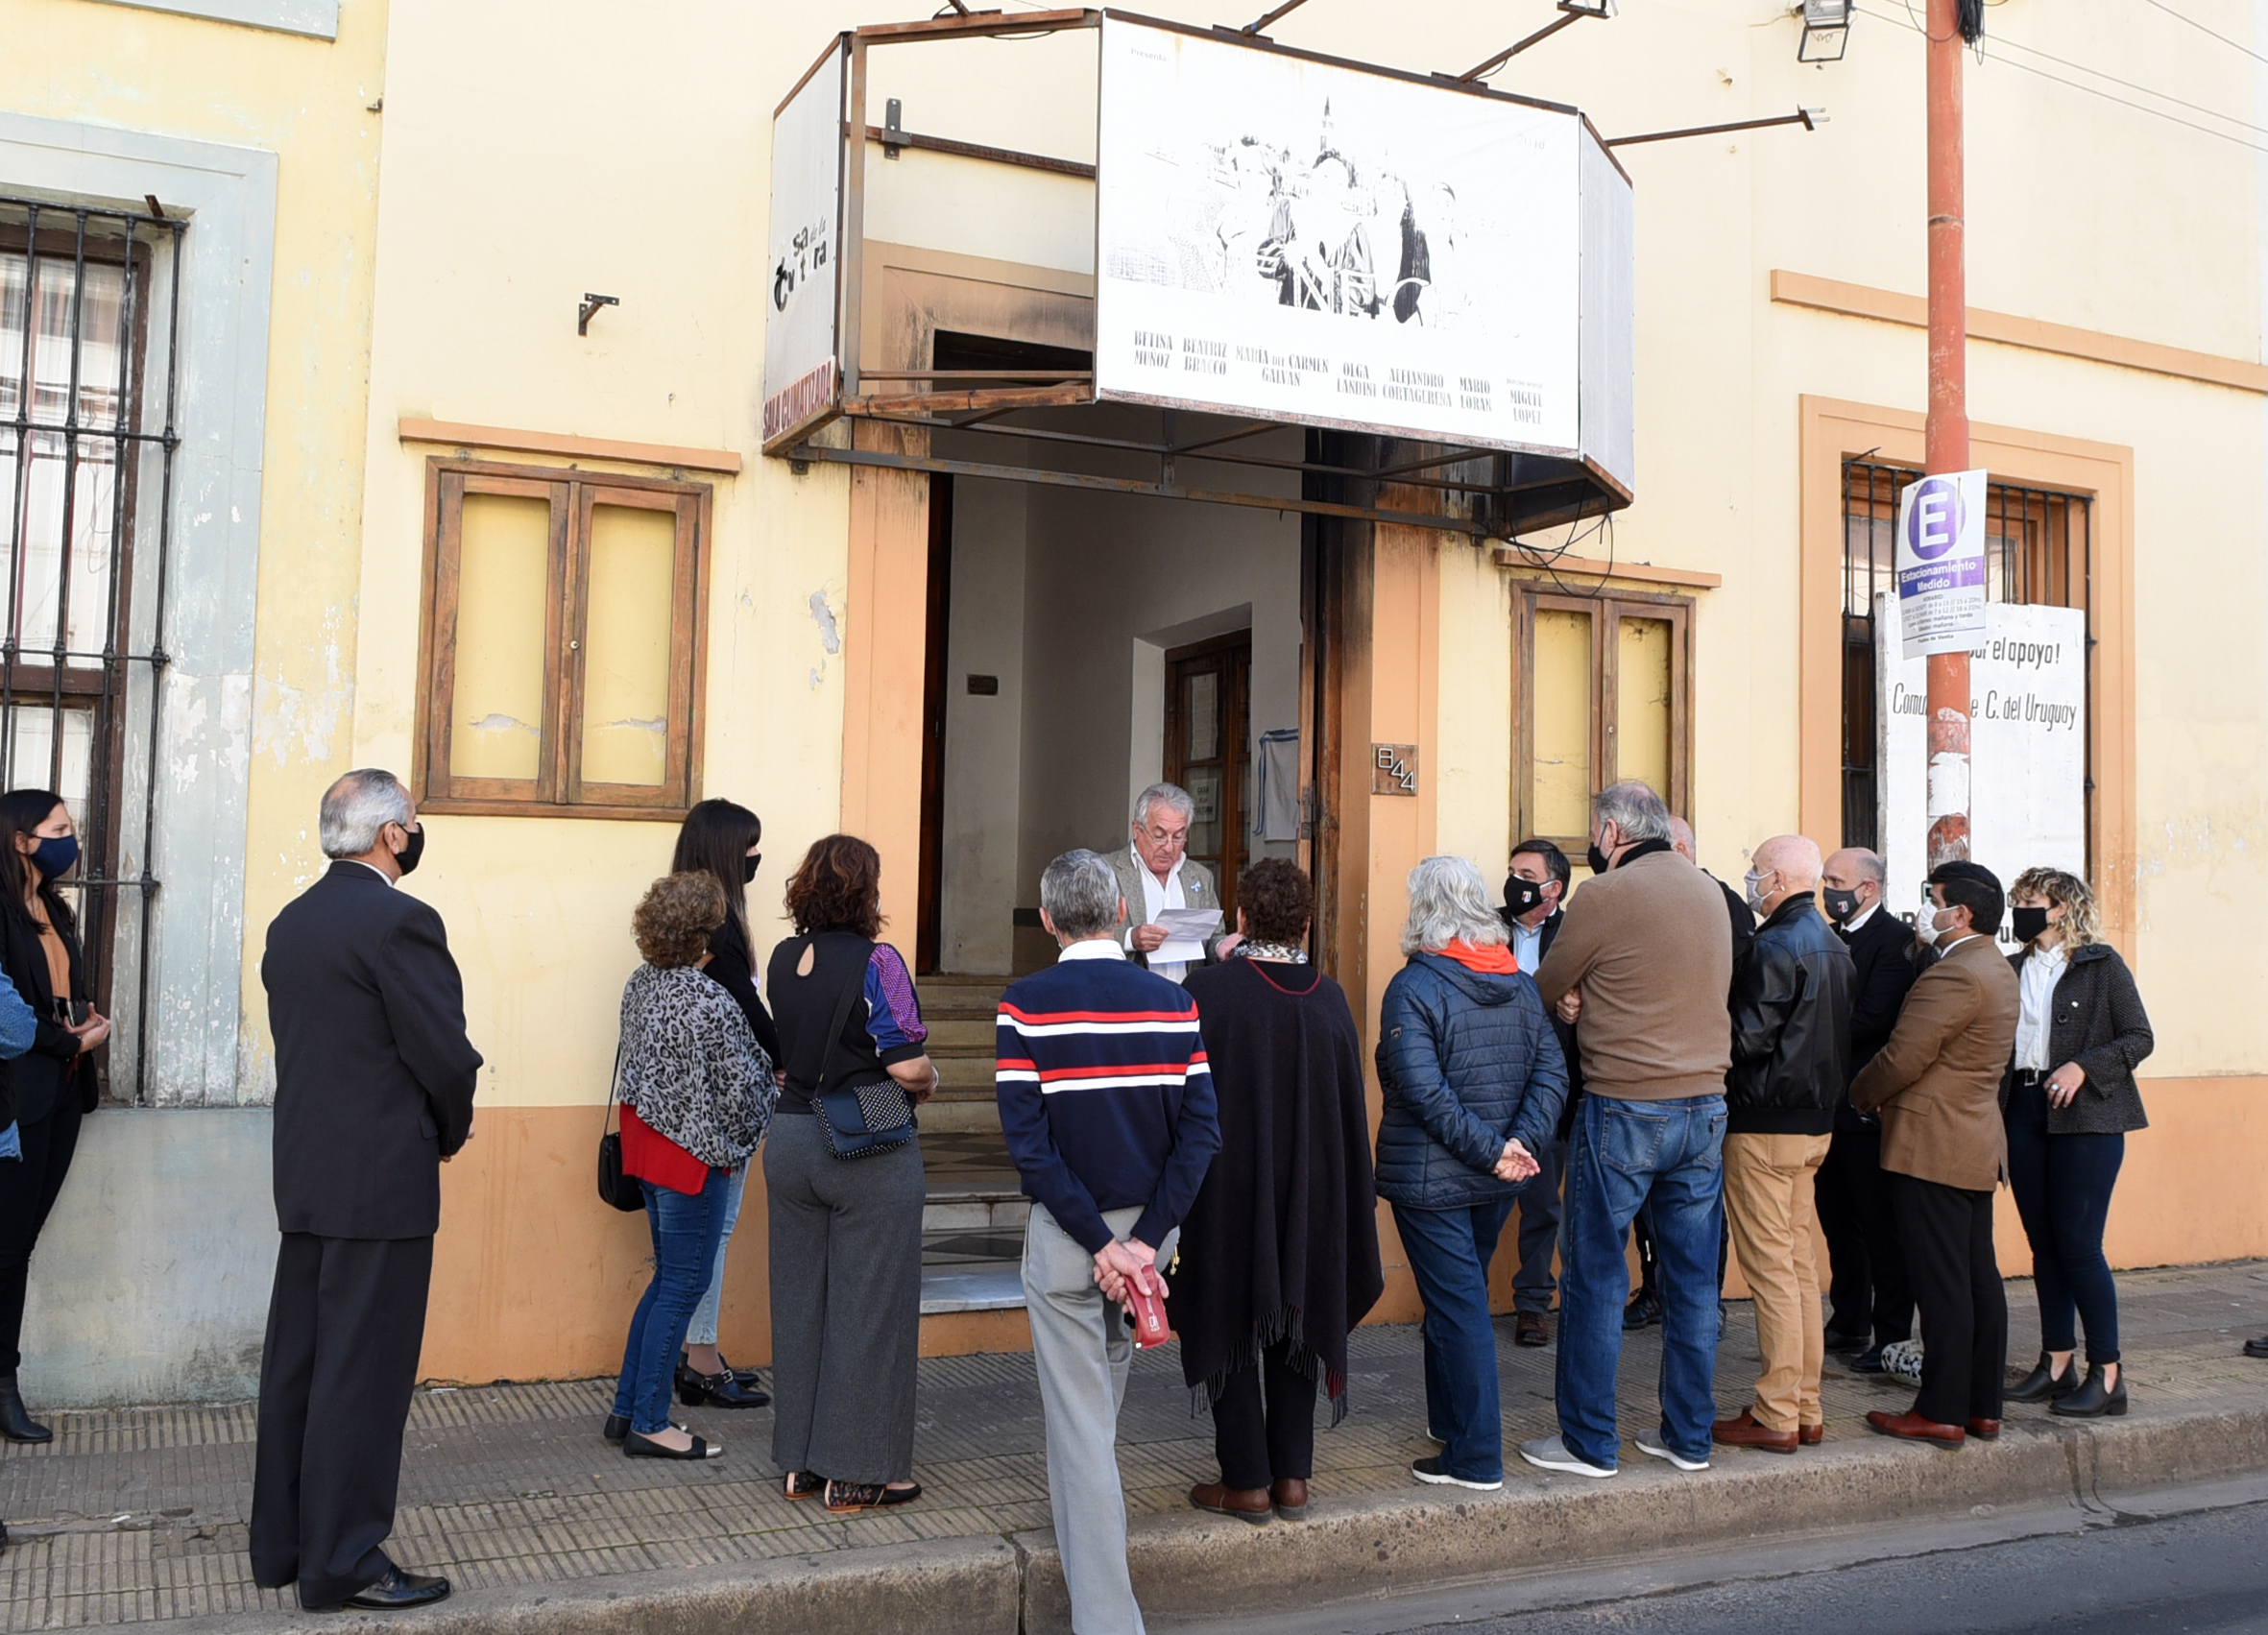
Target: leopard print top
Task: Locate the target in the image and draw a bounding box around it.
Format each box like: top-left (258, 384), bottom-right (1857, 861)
top-left (617, 963), bottom-right (777, 1168)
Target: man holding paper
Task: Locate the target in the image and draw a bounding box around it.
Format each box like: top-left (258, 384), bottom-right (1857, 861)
top-left (1110, 783), bottom-right (1242, 983)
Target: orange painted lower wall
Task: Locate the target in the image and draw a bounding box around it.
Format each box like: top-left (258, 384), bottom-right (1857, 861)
top-left (421, 1078), bottom-right (2267, 1383)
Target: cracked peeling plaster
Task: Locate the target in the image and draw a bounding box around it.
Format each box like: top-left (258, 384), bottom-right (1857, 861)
top-left (808, 588), bottom-right (842, 689)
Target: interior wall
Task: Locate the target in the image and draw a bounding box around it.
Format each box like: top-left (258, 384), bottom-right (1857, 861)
top-left (1016, 483), bottom-right (1302, 911)
top-left (939, 476), bottom-right (1030, 973)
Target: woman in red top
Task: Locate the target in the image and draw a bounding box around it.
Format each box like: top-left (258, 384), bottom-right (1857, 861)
top-left (604, 875), bottom-right (774, 1459)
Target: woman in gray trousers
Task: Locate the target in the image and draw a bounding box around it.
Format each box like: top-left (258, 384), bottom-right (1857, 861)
top-left (762, 835), bottom-right (936, 1513)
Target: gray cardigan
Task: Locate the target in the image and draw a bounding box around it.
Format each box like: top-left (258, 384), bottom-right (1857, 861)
top-left (2002, 941), bottom-right (2153, 1135)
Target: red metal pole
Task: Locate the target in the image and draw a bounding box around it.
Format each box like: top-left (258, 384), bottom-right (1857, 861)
top-left (1924, 0), bottom-right (1971, 869)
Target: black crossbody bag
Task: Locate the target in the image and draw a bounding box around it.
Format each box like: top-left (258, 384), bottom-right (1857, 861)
top-left (804, 938), bottom-right (918, 1162)
top-left (594, 1040), bottom-right (644, 1212)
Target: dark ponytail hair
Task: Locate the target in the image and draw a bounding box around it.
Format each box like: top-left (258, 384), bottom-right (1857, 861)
top-left (669, 798), bottom-right (762, 946)
top-left (0, 789), bottom-right (77, 940)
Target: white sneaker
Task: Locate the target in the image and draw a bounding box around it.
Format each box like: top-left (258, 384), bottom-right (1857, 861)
top-left (1634, 1435), bottom-right (1710, 1472)
top-left (1411, 1455), bottom-right (1502, 1490)
top-left (1517, 1434), bottom-right (1617, 1479)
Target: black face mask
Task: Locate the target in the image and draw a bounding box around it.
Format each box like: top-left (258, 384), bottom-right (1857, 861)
top-left (1505, 876), bottom-right (1546, 917)
top-left (1586, 841), bottom-right (1612, 876)
top-left (742, 853), bottom-right (760, 884)
top-left (1822, 887), bottom-right (1862, 924)
top-left (2011, 905), bottom-right (2051, 944)
top-left (393, 823), bottom-right (425, 878)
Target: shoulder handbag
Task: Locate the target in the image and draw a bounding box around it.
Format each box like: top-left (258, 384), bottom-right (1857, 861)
top-left (595, 1041), bottom-right (645, 1212)
top-left (808, 937), bottom-right (918, 1162)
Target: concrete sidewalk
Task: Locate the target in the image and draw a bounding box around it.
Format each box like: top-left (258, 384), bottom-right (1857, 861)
top-left (2, 1261), bottom-right (2264, 1633)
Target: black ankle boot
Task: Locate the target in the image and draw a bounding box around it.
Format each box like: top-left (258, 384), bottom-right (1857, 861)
top-left (2005, 1352), bottom-right (2079, 1405)
top-left (0, 1374), bottom-right (52, 1444)
top-left (2050, 1365), bottom-right (2127, 1418)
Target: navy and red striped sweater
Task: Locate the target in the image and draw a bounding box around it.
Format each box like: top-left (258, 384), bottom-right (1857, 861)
top-left (995, 943), bottom-right (1220, 1256)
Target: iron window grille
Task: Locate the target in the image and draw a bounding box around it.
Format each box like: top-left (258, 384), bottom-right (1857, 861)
top-left (2, 193), bottom-right (183, 1103)
top-left (1840, 457), bottom-right (2093, 859)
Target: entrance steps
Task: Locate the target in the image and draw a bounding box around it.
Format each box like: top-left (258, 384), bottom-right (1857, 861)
top-left (917, 974), bottom-right (1025, 1314)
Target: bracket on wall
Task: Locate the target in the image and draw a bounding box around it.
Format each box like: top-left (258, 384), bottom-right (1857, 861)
top-left (577, 292), bottom-right (619, 337)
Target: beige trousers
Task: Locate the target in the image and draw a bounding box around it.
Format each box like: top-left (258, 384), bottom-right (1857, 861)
top-left (1723, 1131), bottom-right (1834, 1432)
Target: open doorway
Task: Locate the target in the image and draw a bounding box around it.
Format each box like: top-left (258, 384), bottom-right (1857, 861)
top-left (1164, 632), bottom-right (1252, 932)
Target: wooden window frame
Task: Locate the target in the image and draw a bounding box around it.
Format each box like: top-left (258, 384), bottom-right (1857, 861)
top-left (1511, 586), bottom-right (1694, 857)
top-left (414, 456), bottom-right (710, 821)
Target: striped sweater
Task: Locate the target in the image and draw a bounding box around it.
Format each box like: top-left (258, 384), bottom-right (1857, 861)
top-left (995, 941), bottom-right (1220, 1256)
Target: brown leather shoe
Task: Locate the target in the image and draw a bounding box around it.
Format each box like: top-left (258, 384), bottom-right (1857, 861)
top-left (1966, 1418), bottom-right (2001, 1439)
top-left (1189, 1481), bottom-right (1272, 1525)
top-left (1514, 1310), bottom-right (1549, 1347)
top-left (1270, 1478), bottom-right (1309, 1521)
top-left (1798, 1422), bottom-right (1823, 1446)
top-left (1866, 1409), bottom-right (1966, 1447)
top-left (1711, 1408), bottom-right (1798, 1455)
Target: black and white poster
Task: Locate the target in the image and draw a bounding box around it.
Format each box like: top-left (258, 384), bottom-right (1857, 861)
top-left (1095, 16), bottom-right (1582, 451)
top-left (762, 37), bottom-right (846, 450)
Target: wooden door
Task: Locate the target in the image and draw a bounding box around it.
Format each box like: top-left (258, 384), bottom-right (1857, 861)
top-left (1164, 632), bottom-right (1251, 928)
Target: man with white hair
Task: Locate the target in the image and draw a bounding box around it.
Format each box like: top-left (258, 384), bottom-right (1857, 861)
top-left (252, 769), bottom-right (480, 1612)
top-left (1527, 781), bottom-right (1732, 1480)
top-left (998, 849), bottom-right (1219, 1635)
top-left (1711, 835), bottom-right (1853, 1455)
top-left (1109, 783), bottom-right (1241, 984)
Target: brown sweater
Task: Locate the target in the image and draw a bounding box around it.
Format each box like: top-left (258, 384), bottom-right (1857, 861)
top-left (1532, 848), bottom-right (1733, 1102)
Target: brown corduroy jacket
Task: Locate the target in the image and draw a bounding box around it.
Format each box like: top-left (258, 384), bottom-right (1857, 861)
top-left (1848, 932), bottom-right (2020, 1192)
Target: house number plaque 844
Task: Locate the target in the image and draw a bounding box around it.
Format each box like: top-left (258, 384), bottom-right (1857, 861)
top-left (1371, 744), bottom-right (1417, 796)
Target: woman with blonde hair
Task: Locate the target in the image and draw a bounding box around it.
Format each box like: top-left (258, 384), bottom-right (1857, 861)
top-left (2001, 867), bottom-right (2152, 1419)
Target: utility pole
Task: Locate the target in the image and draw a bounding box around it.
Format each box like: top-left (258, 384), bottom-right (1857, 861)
top-left (1923, 0), bottom-right (1971, 869)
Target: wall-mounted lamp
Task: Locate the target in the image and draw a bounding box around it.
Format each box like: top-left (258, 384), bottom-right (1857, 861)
top-left (1798, 0), bottom-right (1851, 62)
top-left (577, 293), bottom-right (618, 337)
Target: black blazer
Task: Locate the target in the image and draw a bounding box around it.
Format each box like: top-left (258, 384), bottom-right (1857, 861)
top-left (704, 915), bottom-right (782, 1067)
top-left (261, 862), bottom-right (482, 1239)
top-left (1834, 905), bottom-right (1920, 1130)
top-left (0, 897), bottom-right (96, 1125)
top-left (2002, 941), bottom-right (2152, 1136)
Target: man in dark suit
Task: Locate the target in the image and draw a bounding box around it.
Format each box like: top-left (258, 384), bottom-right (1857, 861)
top-left (251, 769), bottom-right (481, 1613)
top-left (1815, 846), bottom-right (1920, 1373)
top-left (1501, 838), bottom-right (1580, 1347)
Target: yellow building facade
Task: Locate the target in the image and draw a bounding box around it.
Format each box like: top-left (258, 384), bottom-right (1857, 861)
top-left (6, 0), bottom-right (2264, 1400)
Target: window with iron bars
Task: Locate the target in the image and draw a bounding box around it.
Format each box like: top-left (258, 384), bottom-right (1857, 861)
top-left (2, 195), bottom-right (183, 1102)
top-left (1840, 458), bottom-right (2092, 858)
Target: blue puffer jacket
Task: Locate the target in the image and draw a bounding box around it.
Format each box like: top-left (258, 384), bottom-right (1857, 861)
top-left (1374, 954), bottom-right (1569, 1211)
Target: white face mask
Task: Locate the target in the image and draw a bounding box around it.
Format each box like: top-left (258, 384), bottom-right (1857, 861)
top-left (1743, 871), bottom-right (1774, 912)
top-left (1916, 890), bottom-right (1943, 946)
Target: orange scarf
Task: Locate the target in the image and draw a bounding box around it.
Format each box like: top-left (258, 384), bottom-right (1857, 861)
top-left (1436, 939), bottom-right (1518, 974)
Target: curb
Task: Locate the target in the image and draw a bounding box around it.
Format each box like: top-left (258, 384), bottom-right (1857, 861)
top-left (143, 1404), bottom-right (2268, 1634)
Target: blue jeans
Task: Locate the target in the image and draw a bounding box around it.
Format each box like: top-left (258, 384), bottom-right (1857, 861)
top-left (1392, 1196), bottom-right (1517, 1482)
top-left (612, 1170), bottom-right (732, 1435)
top-left (1556, 1094), bottom-right (1725, 1470)
top-left (2004, 1082), bottom-right (2125, 1362)
top-left (683, 1163), bottom-right (748, 1350)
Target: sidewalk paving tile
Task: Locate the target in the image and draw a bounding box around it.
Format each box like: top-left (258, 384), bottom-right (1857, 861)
top-left (1, 1260), bottom-right (2263, 1626)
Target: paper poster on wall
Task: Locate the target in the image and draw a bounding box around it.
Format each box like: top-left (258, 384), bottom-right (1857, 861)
top-left (1093, 16), bottom-right (1582, 452)
top-left (1894, 469), bottom-right (1989, 659)
top-left (761, 38), bottom-right (846, 449)
top-left (1876, 592), bottom-right (2087, 944)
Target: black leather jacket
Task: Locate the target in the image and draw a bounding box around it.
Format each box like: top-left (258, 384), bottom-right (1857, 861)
top-left (1727, 895), bottom-right (1854, 1135)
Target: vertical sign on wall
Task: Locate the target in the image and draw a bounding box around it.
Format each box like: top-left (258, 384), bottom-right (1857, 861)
top-left (1894, 469), bottom-right (1989, 658)
top-left (761, 36), bottom-right (847, 450)
top-left (1876, 591), bottom-right (2087, 939)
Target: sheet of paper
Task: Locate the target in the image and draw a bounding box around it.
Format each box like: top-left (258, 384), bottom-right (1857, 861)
top-left (1150, 906), bottom-right (1221, 964)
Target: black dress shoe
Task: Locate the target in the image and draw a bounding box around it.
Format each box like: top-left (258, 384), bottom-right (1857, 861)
top-left (676, 1362), bottom-right (771, 1409)
top-left (1822, 1329), bottom-right (1870, 1355)
top-left (312, 1565), bottom-right (451, 1612)
top-left (2050, 1367), bottom-right (2128, 1418)
top-left (1622, 1290), bottom-right (1663, 1331)
top-left (1848, 1346), bottom-right (1890, 1374)
top-left (0, 1374), bottom-right (50, 1444)
top-left (2005, 1352), bottom-right (2080, 1404)
top-left (603, 1413), bottom-right (630, 1443)
top-left (2244, 1334), bottom-right (2268, 1359)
